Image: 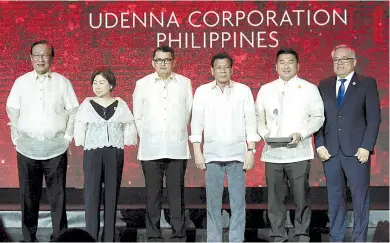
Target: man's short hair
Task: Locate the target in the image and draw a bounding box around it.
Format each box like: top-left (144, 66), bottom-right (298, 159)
top-left (152, 46), bottom-right (175, 59)
top-left (210, 52), bottom-right (234, 68)
top-left (331, 44), bottom-right (356, 59)
top-left (90, 67), bottom-right (117, 91)
top-left (276, 48), bottom-right (299, 63)
top-left (30, 40), bottom-right (54, 57)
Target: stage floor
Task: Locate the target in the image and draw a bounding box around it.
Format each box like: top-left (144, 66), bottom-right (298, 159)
top-left (1, 187), bottom-right (388, 241)
top-left (1, 209), bottom-right (389, 242)
top-left (3, 226), bottom-right (385, 242)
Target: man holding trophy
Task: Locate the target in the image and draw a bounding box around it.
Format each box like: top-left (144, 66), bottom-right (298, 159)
top-left (255, 48), bottom-right (325, 242)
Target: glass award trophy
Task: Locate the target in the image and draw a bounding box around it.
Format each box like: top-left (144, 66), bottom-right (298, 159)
top-left (265, 91), bottom-right (292, 145)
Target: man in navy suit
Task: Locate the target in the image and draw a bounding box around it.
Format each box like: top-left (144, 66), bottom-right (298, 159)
top-left (314, 44), bottom-right (381, 242)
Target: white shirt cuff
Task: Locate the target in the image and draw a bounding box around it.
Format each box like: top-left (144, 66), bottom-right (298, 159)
top-left (316, 146), bottom-right (325, 153)
top-left (259, 130), bottom-right (270, 139)
top-left (63, 134), bottom-right (73, 143)
top-left (189, 135), bottom-right (202, 143)
top-left (247, 134), bottom-right (261, 143)
top-left (299, 129), bottom-right (309, 140)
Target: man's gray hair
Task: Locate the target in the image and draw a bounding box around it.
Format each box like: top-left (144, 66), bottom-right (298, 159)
top-left (331, 44), bottom-right (356, 58)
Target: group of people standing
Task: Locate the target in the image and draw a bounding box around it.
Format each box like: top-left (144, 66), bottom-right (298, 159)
top-left (6, 40), bottom-right (380, 242)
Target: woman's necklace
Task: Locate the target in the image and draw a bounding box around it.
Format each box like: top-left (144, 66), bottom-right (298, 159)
top-left (102, 106), bottom-right (108, 119)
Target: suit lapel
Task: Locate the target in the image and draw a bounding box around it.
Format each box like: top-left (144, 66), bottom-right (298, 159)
top-left (324, 76), bottom-right (338, 109)
top-left (340, 73), bottom-right (359, 110)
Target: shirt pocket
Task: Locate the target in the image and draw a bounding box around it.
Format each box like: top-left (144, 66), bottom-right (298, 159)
top-left (169, 89), bottom-right (186, 107)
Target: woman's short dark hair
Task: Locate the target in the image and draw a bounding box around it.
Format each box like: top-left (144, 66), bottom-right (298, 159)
top-left (90, 67), bottom-right (116, 91)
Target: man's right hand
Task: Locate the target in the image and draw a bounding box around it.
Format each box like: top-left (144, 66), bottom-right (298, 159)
top-left (317, 146), bottom-right (331, 162)
top-left (194, 152), bottom-right (206, 170)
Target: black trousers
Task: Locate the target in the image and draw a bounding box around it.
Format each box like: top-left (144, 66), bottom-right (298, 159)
top-left (323, 150), bottom-right (370, 242)
top-left (142, 159), bottom-right (187, 241)
top-left (265, 160), bottom-right (311, 242)
top-left (17, 152), bottom-right (68, 242)
top-left (83, 147), bottom-right (124, 242)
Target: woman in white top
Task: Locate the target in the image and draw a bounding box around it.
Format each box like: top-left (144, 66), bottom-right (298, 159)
top-left (74, 67), bottom-right (137, 242)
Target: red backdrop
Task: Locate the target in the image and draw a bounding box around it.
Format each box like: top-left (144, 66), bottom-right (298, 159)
top-left (0, 1), bottom-right (388, 188)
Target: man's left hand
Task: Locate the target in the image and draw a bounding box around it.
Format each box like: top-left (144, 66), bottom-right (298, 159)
top-left (243, 152), bottom-right (255, 170)
top-left (289, 133), bottom-right (302, 145)
top-left (355, 148), bottom-right (370, 164)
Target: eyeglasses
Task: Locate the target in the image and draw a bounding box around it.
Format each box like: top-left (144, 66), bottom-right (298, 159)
top-left (333, 57), bottom-right (354, 64)
top-left (31, 54), bottom-right (51, 60)
top-left (154, 58), bottom-right (173, 64)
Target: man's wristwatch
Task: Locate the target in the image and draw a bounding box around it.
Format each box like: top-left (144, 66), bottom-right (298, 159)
top-left (248, 148), bottom-right (256, 154)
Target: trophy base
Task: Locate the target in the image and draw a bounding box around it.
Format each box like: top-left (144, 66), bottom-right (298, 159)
top-left (265, 137), bottom-right (293, 144)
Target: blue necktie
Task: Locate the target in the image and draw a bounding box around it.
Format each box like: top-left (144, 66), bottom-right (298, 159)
top-left (337, 79), bottom-right (347, 107)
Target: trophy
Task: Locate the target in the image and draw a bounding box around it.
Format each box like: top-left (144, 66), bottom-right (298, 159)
top-left (265, 107), bottom-right (292, 145)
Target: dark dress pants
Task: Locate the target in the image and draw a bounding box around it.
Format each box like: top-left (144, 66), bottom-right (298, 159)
top-left (83, 147), bottom-right (124, 242)
top-left (142, 159), bottom-right (187, 242)
top-left (265, 160), bottom-right (311, 242)
top-left (17, 152), bottom-right (68, 242)
top-left (323, 149), bottom-right (370, 242)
